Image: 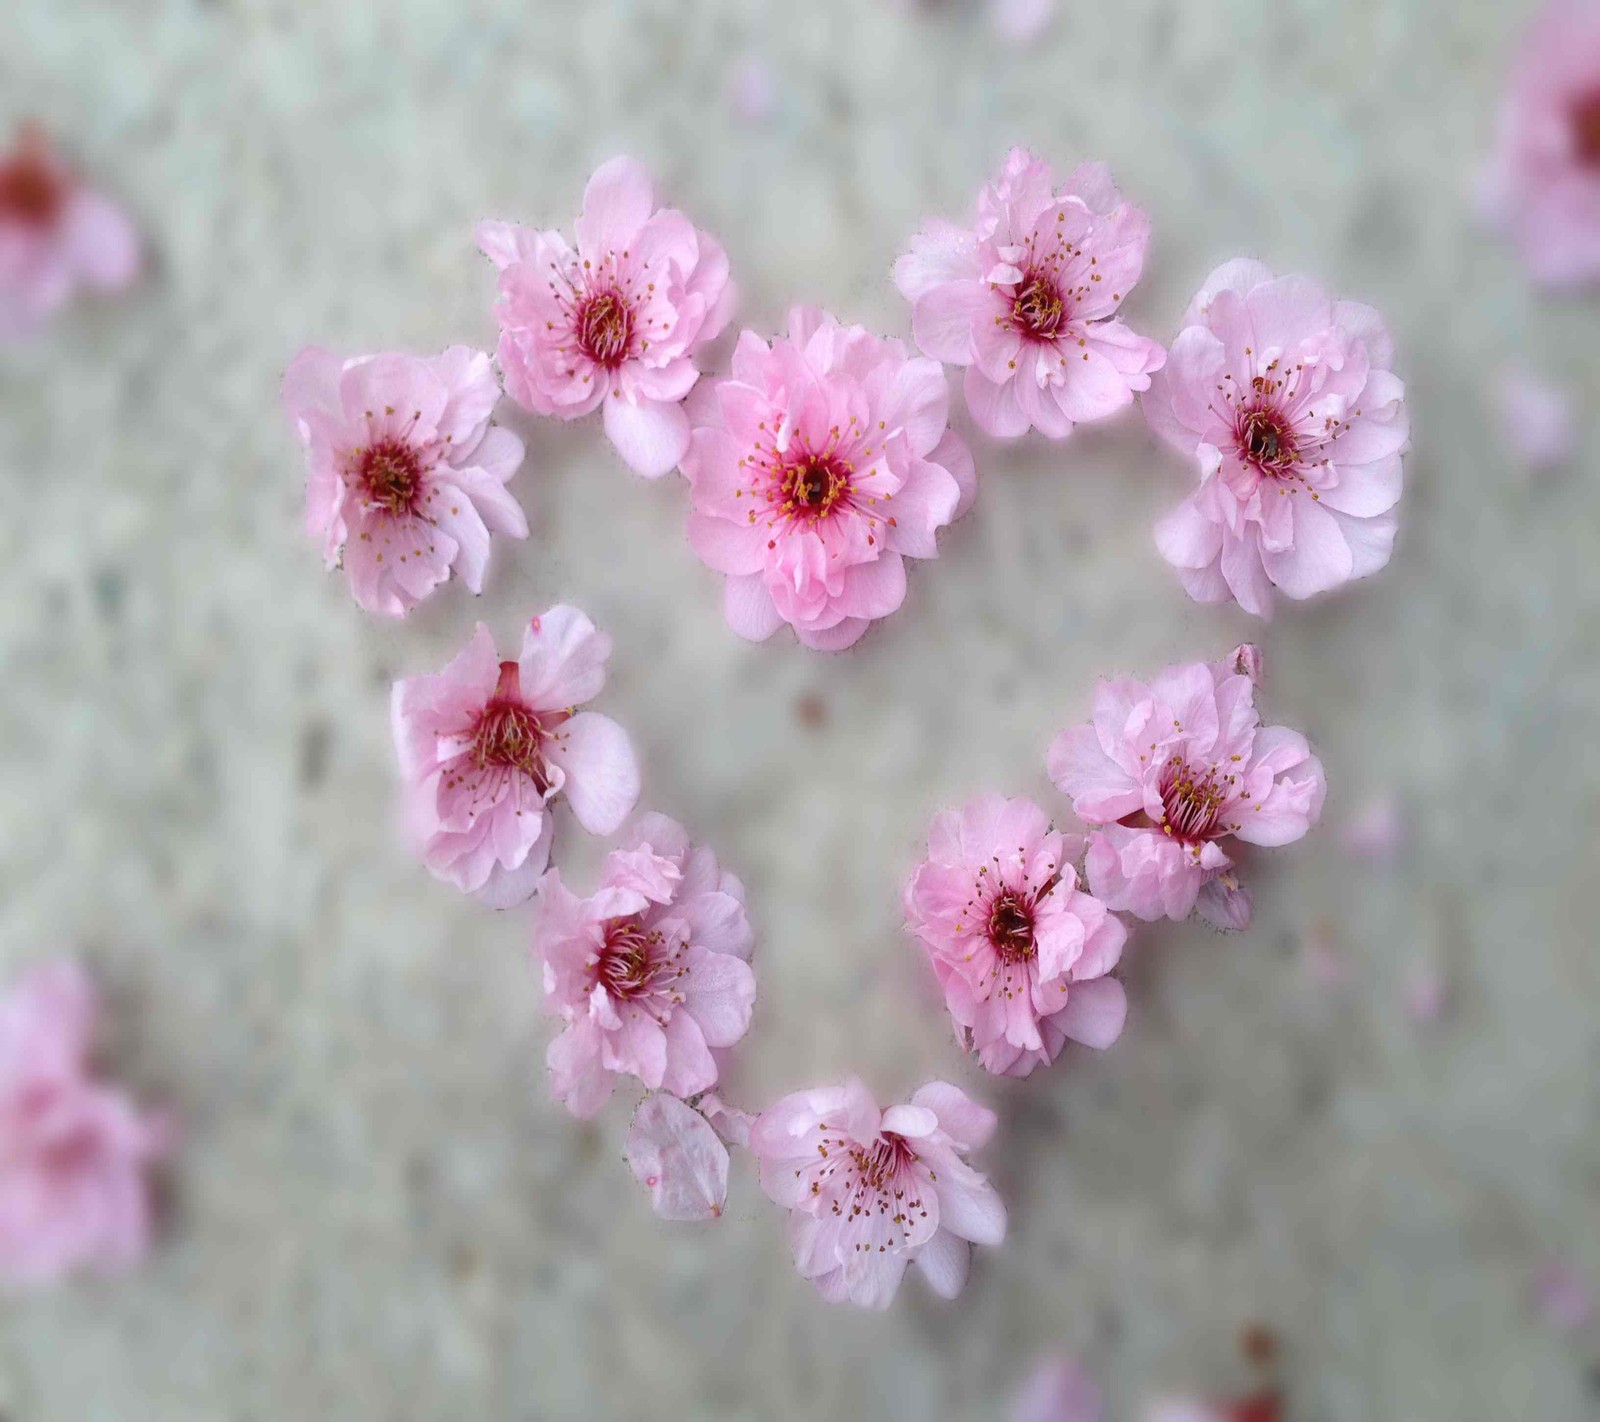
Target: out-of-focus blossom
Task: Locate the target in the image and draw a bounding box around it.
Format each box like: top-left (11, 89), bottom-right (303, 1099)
top-left (904, 793), bottom-right (1128, 1077)
top-left (683, 306), bottom-right (974, 651)
top-left (1338, 794), bottom-right (1407, 865)
top-left (1302, 919), bottom-right (1343, 989)
top-left (1532, 1257), bottom-right (1593, 1331)
top-left (727, 54), bottom-right (777, 123)
top-left (625, 1092), bottom-right (730, 1221)
top-left (479, 157), bottom-right (735, 477)
top-left (1403, 964), bottom-right (1449, 1024)
top-left (991, 0), bottom-right (1058, 43)
top-left (895, 147), bottom-right (1163, 440)
top-left (1048, 652), bottom-right (1326, 926)
top-left (283, 346), bottom-right (527, 617)
top-left (1494, 367), bottom-right (1575, 475)
top-left (1480, 0), bottom-right (1600, 287)
top-left (749, 1078), bottom-right (1005, 1309)
top-left (534, 814), bottom-right (755, 1118)
top-left (1147, 260), bottom-right (1408, 619)
top-left (0, 962), bottom-right (171, 1288)
top-left (1011, 1355), bottom-right (1101, 1422)
top-left (391, 609), bottom-right (639, 909)
top-left (0, 125), bottom-right (140, 341)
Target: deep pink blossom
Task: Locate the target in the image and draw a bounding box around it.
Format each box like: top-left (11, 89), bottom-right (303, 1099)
top-left (625, 1092), bottom-right (730, 1221)
top-left (904, 794), bottom-right (1128, 1077)
top-left (894, 147), bottom-right (1163, 441)
top-left (391, 609), bottom-right (639, 909)
top-left (0, 126), bottom-right (140, 341)
top-left (1146, 260), bottom-right (1408, 618)
top-left (683, 306), bottom-right (974, 651)
top-left (0, 962), bottom-right (170, 1288)
top-left (283, 346), bottom-right (527, 617)
top-left (1012, 1356), bottom-right (1101, 1422)
top-left (1047, 652), bottom-right (1326, 926)
top-left (1481, 0), bottom-right (1600, 286)
top-left (534, 814), bottom-right (755, 1118)
top-left (749, 1078), bottom-right (1005, 1309)
top-left (478, 157), bottom-right (735, 478)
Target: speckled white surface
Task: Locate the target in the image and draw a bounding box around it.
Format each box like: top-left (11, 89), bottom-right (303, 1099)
top-left (2, 2), bottom-right (1597, 1418)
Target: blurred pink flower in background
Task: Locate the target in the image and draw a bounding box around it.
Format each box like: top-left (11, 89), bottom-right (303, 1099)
top-left (750, 1078), bottom-right (1005, 1308)
top-left (534, 814), bottom-right (755, 1118)
top-left (282, 346), bottom-right (527, 617)
top-left (1531, 1257), bottom-right (1593, 1332)
top-left (1146, 260), bottom-right (1407, 619)
top-left (904, 793), bottom-right (1128, 1077)
top-left (1338, 793), bottom-right (1407, 865)
top-left (0, 962), bottom-right (170, 1288)
top-left (1403, 963), bottom-right (1449, 1024)
top-left (391, 609), bottom-right (639, 908)
top-left (479, 156), bottom-right (735, 477)
top-left (990, 0), bottom-right (1057, 44)
top-left (683, 305), bottom-right (974, 651)
top-left (625, 1092), bottom-right (730, 1221)
top-left (1481, 0), bottom-right (1600, 287)
top-left (1048, 652), bottom-right (1326, 927)
top-left (1494, 366), bottom-right (1575, 475)
top-left (0, 125), bottom-right (140, 341)
top-left (895, 147), bottom-right (1164, 440)
top-left (726, 54), bottom-right (777, 123)
top-left (1011, 1355), bottom-right (1101, 1422)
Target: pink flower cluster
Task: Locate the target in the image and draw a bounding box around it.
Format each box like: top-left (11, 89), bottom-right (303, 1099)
top-left (0, 962), bottom-right (170, 1288)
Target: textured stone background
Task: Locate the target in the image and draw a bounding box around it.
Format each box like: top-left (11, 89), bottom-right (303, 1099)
top-left (2, 1), bottom-right (1597, 1418)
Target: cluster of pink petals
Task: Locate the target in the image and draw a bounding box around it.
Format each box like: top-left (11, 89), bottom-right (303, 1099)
top-left (283, 346), bottom-right (528, 617)
top-left (534, 813), bottom-right (756, 1119)
top-left (1047, 649), bottom-right (1325, 928)
top-left (0, 126), bottom-right (140, 342)
top-left (895, 147), bottom-right (1164, 441)
top-left (1480, 0), bottom-right (1600, 286)
top-left (391, 607), bottom-right (639, 909)
top-left (1146, 260), bottom-right (1408, 619)
top-left (0, 962), bottom-right (170, 1288)
top-left (683, 306), bottom-right (974, 651)
top-left (749, 1078), bottom-right (1005, 1309)
top-left (479, 157), bottom-right (735, 478)
top-left (904, 794), bottom-right (1128, 1077)
top-left (625, 1091), bottom-right (732, 1221)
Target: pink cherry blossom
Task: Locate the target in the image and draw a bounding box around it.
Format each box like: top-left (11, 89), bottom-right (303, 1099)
top-left (1012, 1356), bottom-right (1101, 1422)
top-left (894, 147), bottom-right (1164, 441)
top-left (391, 609), bottom-right (639, 909)
top-left (749, 1078), bottom-right (1005, 1309)
top-left (0, 962), bottom-right (170, 1288)
top-left (625, 1092), bottom-right (730, 1221)
top-left (1047, 653), bottom-right (1326, 926)
top-left (991, 0), bottom-right (1058, 44)
top-left (0, 125), bottom-right (140, 342)
top-left (682, 306), bottom-right (975, 651)
top-left (904, 794), bottom-right (1128, 1077)
top-left (1495, 366), bottom-right (1575, 475)
top-left (533, 813), bottom-right (755, 1118)
top-left (283, 346), bottom-right (528, 617)
top-left (1146, 260), bottom-right (1408, 619)
top-left (1481, 0), bottom-right (1600, 287)
top-left (697, 1090), bottom-right (755, 1148)
top-left (478, 156), bottom-right (735, 478)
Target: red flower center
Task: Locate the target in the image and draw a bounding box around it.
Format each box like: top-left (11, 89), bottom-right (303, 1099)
top-left (1236, 405), bottom-right (1298, 476)
top-left (783, 454), bottom-right (849, 516)
top-left (1011, 270), bottom-right (1067, 340)
top-left (1573, 89), bottom-right (1600, 167)
top-left (987, 890), bottom-right (1037, 961)
top-left (1158, 756), bottom-right (1231, 843)
top-left (575, 289), bottom-right (633, 368)
top-left (596, 918), bottom-right (665, 1000)
top-left (0, 140), bottom-right (65, 228)
top-left (470, 662), bottom-right (555, 793)
top-left (356, 439), bottom-right (426, 516)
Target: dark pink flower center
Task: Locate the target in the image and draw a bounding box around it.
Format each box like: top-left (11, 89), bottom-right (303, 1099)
top-left (356, 438), bottom-right (427, 516)
top-left (987, 890), bottom-right (1037, 961)
top-left (1158, 756), bottom-right (1232, 843)
top-left (596, 918), bottom-right (667, 998)
top-left (470, 662), bottom-right (556, 793)
top-left (1236, 405), bottom-right (1298, 477)
top-left (0, 134), bottom-right (64, 228)
top-left (575, 288), bottom-right (634, 368)
top-left (1011, 270), bottom-right (1067, 340)
top-left (1574, 90), bottom-right (1600, 167)
top-left (783, 454), bottom-right (850, 516)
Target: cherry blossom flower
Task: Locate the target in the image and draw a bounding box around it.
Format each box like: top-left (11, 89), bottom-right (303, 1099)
top-left (0, 962), bottom-right (170, 1288)
top-left (625, 1092), bottom-right (730, 1221)
top-left (533, 813), bottom-right (755, 1118)
top-left (1011, 1356), bottom-right (1101, 1422)
top-left (1146, 260), bottom-right (1408, 618)
top-left (749, 1077), bottom-right (1005, 1309)
top-left (391, 609), bottom-right (639, 909)
top-left (1047, 652), bottom-right (1326, 926)
top-left (1494, 367), bottom-right (1575, 476)
top-left (697, 1090), bottom-right (755, 1148)
top-left (894, 147), bottom-right (1164, 441)
top-left (283, 346), bottom-right (528, 617)
top-left (0, 125), bottom-right (140, 341)
top-left (991, 0), bottom-right (1058, 44)
top-left (727, 55), bottom-right (778, 123)
top-left (683, 306), bottom-right (974, 651)
top-left (1338, 794), bottom-right (1406, 865)
top-left (904, 794), bottom-right (1128, 1077)
top-left (478, 156), bottom-right (735, 478)
top-left (1480, 0), bottom-right (1600, 287)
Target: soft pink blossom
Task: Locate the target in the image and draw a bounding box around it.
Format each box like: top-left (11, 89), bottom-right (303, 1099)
top-left (749, 1077), bottom-right (1005, 1309)
top-left (0, 126), bottom-right (140, 342)
top-left (904, 794), bottom-right (1129, 1077)
top-left (478, 157), bottom-right (735, 478)
top-left (533, 814), bottom-right (755, 1118)
top-left (1047, 652), bottom-right (1326, 925)
top-left (391, 609), bottom-right (639, 909)
top-left (1012, 1356), bottom-right (1101, 1422)
top-left (1404, 964), bottom-right (1449, 1025)
top-left (1338, 794), bottom-right (1406, 865)
top-left (991, 0), bottom-right (1057, 44)
top-left (1532, 1257), bottom-right (1593, 1331)
top-left (1481, 0), bottom-right (1600, 287)
top-left (727, 55), bottom-right (778, 123)
top-left (283, 346), bottom-right (528, 617)
top-left (683, 306), bottom-right (974, 650)
top-left (625, 1092), bottom-right (730, 1221)
top-left (0, 962), bottom-right (170, 1288)
top-left (697, 1090), bottom-right (755, 1148)
top-left (894, 147), bottom-right (1164, 441)
top-left (1495, 367), bottom-right (1575, 474)
top-left (1147, 260), bottom-right (1408, 618)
